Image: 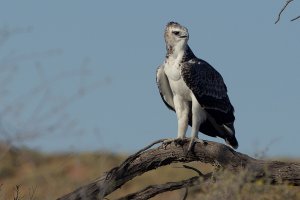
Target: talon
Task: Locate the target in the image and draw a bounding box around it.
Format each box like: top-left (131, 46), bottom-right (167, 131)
top-left (186, 138), bottom-right (204, 156)
top-left (162, 138), bottom-right (185, 149)
top-left (174, 138), bottom-right (184, 146)
top-left (162, 138), bottom-right (173, 144)
top-left (162, 138), bottom-right (175, 149)
top-left (187, 139), bottom-right (194, 155)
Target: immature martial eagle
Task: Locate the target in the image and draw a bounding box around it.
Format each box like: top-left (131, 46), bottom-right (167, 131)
top-left (156, 22), bottom-right (238, 150)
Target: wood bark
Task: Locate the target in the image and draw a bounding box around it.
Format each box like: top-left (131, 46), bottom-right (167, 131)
top-left (57, 138), bottom-right (300, 200)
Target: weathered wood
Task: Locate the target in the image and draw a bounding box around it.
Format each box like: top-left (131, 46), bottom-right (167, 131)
top-left (116, 165), bottom-right (213, 200)
top-left (57, 138), bottom-right (300, 200)
top-left (116, 176), bottom-right (199, 200)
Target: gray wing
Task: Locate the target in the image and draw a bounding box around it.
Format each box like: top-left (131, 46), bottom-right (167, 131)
top-left (181, 58), bottom-right (235, 125)
top-left (156, 65), bottom-right (175, 111)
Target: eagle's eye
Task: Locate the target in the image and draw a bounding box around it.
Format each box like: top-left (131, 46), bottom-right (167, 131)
top-left (172, 31), bottom-right (180, 36)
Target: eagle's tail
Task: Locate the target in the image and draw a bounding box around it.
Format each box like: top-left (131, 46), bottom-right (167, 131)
top-left (222, 123), bottom-right (238, 149)
top-left (200, 113), bottom-right (239, 149)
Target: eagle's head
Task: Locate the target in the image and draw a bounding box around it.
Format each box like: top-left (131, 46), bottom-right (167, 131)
top-left (164, 22), bottom-right (189, 54)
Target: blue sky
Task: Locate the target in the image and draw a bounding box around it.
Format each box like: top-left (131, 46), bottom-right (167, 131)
top-left (0, 1), bottom-right (299, 157)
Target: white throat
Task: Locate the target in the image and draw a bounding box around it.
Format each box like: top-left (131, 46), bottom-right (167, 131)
top-left (171, 42), bottom-right (186, 61)
top-left (164, 43), bottom-right (187, 81)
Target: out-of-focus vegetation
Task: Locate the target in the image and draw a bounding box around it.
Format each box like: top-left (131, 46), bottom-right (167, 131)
top-left (0, 143), bottom-right (126, 200)
top-left (188, 169), bottom-right (300, 200)
top-left (0, 26), bottom-right (112, 200)
top-left (0, 143), bottom-right (299, 200)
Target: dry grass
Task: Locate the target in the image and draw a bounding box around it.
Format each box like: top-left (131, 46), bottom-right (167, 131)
top-left (187, 169), bottom-right (300, 200)
top-left (0, 145), bottom-right (299, 200)
top-left (0, 146), bottom-right (126, 200)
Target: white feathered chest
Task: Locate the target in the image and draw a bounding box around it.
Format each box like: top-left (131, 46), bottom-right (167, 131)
top-left (163, 56), bottom-right (193, 101)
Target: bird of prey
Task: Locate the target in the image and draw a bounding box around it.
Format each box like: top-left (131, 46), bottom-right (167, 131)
top-left (156, 22), bottom-right (238, 150)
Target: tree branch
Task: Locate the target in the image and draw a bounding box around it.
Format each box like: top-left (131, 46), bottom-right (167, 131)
top-left (275, 0), bottom-right (300, 23)
top-left (57, 138), bottom-right (300, 200)
top-left (116, 176), bottom-right (200, 200)
top-left (291, 15), bottom-right (300, 21)
top-left (117, 165), bottom-right (213, 200)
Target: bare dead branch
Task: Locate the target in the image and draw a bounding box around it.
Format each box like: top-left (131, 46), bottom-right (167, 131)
top-left (123, 138), bottom-right (168, 163)
top-left (182, 187), bottom-right (188, 200)
top-left (182, 164), bottom-right (204, 177)
top-left (275, 0), bottom-right (300, 23)
top-left (291, 15), bottom-right (300, 21)
top-left (116, 176), bottom-right (200, 200)
top-left (275, 0), bottom-right (294, 24)
top-left (57, 138), bottom-right (300, 200)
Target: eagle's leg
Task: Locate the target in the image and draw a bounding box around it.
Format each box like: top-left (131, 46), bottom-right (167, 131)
top-left (174, 95), bottom-right (189, 140)
top-left (162, 96), bottom-right (189, 148)
top-left (163, 96), bottom-right (190, 148)
top-left (187, 97), bottom-right (205, 153)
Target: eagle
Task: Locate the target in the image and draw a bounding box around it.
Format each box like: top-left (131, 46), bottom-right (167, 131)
top-left (156, 22), bottom-right (238, 150)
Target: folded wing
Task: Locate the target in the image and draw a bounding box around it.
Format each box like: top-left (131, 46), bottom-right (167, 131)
top-left (156, 65), bottom-right (175, 111)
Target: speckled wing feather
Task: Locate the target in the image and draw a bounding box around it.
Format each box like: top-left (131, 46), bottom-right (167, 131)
top-left (181, 58), bottom-right (235, 125)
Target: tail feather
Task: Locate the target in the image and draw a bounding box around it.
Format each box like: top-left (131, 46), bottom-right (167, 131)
top-left (196, 113), bottom-right (239, 149)
top-left (225, 135), bottom-right (238, 149)
top-left (223, 124), bottom-right (238, 149)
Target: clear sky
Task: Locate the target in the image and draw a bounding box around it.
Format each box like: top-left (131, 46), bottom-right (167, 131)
top-left (0, 1), bottom-right (299, 157)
